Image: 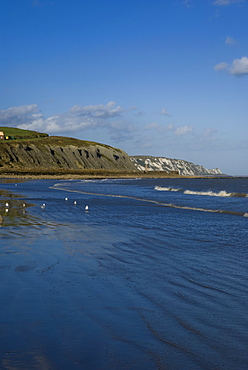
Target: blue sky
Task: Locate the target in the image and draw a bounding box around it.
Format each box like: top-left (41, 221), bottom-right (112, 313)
top-left (0, 0), bottom-right (248, 175)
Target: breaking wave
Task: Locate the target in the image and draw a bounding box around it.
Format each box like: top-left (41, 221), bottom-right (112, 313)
top-left (184, 190), bottom-right (232, 197)
top-left (52, 186), bottom-right (248, 217)
top-left (155, 186), bottom-right (248, 198)
top-left (155, 186), bottom-right (181, 192)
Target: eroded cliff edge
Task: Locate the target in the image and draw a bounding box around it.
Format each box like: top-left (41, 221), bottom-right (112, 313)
top-left (0, 136), bottom-right (136, 171)
top-left (0, 128), bottom-right (223, 176)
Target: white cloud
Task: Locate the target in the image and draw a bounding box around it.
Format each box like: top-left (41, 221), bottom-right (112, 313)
top-left (70, 101), bottom-right (123, 119)
top-left (136, 111), bottom-right (145, 117)
top-left (214, 62), bottom-right (228, 71)
top-left (225, 36), bottom-right (238, 46)
top-left (108, 119), bottom-right (137, 142)
top-left (230, 57), bottom-right (248, 76)
top-left (0, 104), bottom-right (40, 126)
top-left (182, 0), bottom-right (194, 7)
top-left (160, 108), bottom-right (171, 116)
top-left (0, 104), bottom-right (38, 119)
top-left (213, 0), bottom-right (246, 5)
top-left (0, 102), bottom-right (136, 144)
top-left (204, 128), bottom-right (217, 137)
top-left (167, 123), bottom-right (174, 131)
top-left (143, 122), bottom-right (193, 137)
top-left (144, 122), bottom-right (161, 130)
top-left (214, 57), bottom-right (248, 76)
top-left (175, 125), bottom-right (193, 136)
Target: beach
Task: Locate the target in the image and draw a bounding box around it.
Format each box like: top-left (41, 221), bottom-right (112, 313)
top-left (0, 167), bottom-right (231, 180)
top-left (1, 177), bottom-right (248, 369)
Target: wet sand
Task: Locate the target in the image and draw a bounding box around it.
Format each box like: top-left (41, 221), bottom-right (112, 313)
top-left (0, 220), bottom-right (159, 369)
top-left (0, 168), bottom-right (227, 180)
top-left (0, 183), bottom-right (157, 369)
top-left (1, 178), bottom-right (247, 369)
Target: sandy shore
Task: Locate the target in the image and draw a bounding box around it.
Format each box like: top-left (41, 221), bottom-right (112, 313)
top-left (1, 177), bottom-right (247, 369)
top-left (0, 169), bottom-right (228, 180)
top-left (0, 181), bottom-right (165, 369)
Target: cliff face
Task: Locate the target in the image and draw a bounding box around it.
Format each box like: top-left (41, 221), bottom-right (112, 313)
top-left (130, 156), bottom-right (222, 176)
top-left (0, 137), bottom-right (136, 171)
top-left (0, 133), bottom-right (222, 176)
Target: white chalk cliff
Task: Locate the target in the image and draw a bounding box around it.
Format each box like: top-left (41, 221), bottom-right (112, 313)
top-left (130, 156), bottom-right (222, 176)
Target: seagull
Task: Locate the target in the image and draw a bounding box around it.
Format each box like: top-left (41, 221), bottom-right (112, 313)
top-left (5, 208), bottom-right (9, 213)
top-left (74, 201), bottom-right (77, 205)
top-left (65, 197), bottom-right (68, 201)
top-left (22, 203), bottom-right (26, 207)
top-left (41, 203), bottom-right (46, 209)
top-left (5, 202), bottom-right (9, 207)
top-left (85, 205), bottom-right (89, 211)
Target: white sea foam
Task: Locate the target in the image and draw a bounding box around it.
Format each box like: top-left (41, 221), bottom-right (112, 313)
top-left (155, 185), bottom-right (248, 198)
top-left (184, 190), bottom-right (232, 197)
top-left (50, 185), bottom-right (247, 217)
top-left (80, 179), bottom-right (99, 183)
top-left (155, 186), bottom-right (232, 197)
top-left (155, 186), bottom-right (180, 192)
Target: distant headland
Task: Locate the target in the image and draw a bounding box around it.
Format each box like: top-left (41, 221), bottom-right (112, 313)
top-left (0, 127), bottom-right (223, 179)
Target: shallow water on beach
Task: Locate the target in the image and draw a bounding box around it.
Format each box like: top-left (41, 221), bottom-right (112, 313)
top-left (0, 177), bottom-right (248, 369)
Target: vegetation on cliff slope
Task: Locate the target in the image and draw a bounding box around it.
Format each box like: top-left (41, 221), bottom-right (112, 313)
top-left (0, 127), bottom-right (135, 173)
top-left (0, 127), bottom-right (48, 140)
top-left (0, 127), bottom-right (121, 150)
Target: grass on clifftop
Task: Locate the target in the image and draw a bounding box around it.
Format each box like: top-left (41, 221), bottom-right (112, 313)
top-left (0, 127), bottom-right (48, 140)
top-left (37, 136), bottom-right (122, 152)
top-left (0, 127), bottom-right (122, 152)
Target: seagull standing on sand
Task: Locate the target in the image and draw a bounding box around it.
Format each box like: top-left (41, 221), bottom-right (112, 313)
top-left (5, 202), bottom-right (9, 207)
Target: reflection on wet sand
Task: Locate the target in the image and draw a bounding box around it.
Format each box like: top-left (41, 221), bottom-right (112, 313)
top-left (0, 188), bottom-right (59, 233)
top-left (0, 188), bottom-right (33, 227)
top-left (0, 179), bottom-right (26, 185)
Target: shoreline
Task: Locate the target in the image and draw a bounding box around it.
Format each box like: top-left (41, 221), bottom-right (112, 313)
top-left (0, 171), bottom-right (247, 369)
top-left (0, 169), bottom-right (232, 180)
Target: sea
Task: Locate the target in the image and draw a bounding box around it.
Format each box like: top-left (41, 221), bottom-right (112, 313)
top-left (0, 177), bottom-right (248, 369)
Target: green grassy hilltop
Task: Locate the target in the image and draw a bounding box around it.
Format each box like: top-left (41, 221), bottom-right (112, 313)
top-left (0, 127), bottom-right (121, 151)
top-left (0, 127), bottom-right (136, 175)
top-left (0, 127), bottom-right (49, 140)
